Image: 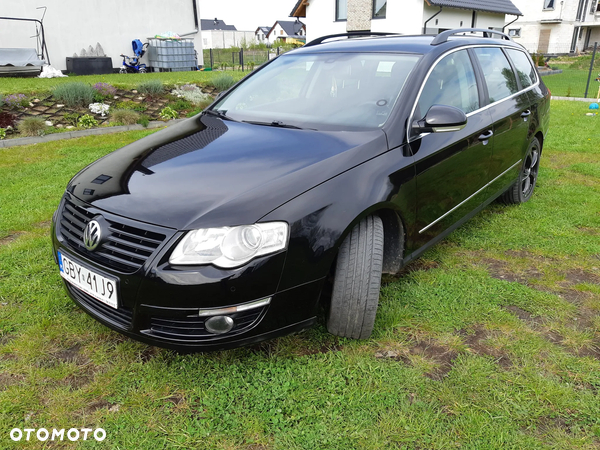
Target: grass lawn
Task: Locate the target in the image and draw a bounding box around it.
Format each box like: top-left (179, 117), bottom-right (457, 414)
top-left (0, 101), bottom-right (599, 449)
top-left (0, 70), bottom-right (250, 96)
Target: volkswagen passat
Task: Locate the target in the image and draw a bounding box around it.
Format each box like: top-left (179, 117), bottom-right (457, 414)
top-left (51, 29), bottom-right (550, 351)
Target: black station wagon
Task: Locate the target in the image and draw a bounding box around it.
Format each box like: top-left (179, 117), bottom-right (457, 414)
top-left (51, 29), bottom-right (550, 351)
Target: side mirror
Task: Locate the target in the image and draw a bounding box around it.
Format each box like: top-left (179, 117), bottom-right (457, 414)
top-left (412, 104), bottom-right (467, 134)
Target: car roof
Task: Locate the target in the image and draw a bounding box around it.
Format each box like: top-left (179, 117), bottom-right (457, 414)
top-left (291, 32), bottom-right (524, 56)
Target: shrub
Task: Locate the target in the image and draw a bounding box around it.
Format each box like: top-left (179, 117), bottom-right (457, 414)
top-left (0, 112), bottom-right (17, 129)
top-left (93, 82), bottom-right (117, 97)
top-left (62, 112), bottom-right (81, 126)
top-left (210, 74), bottom-right (235, 92)
top-left (115, 101), bottom-right (147, 112)
top-left (53, 82), bottom-right (96, 107)
top-left (0, 94), bottom-right (3, 107)
top-left (171, 84), bottom-right (213, 106)
top-left (18, 117), bottom-right (46, 136)
top-left (78, 114), bottom-right (98, 128)
top-left (137, 114), bottom-right (150, 128)
top-left (4, 94), bottom-right (29, 109)
top-left (110, 109), bottom-right (140, 125)
top-left (0, 128), bottom-right (6, 140)
top-left (159, 107), bottom-right (178, 120)
top-left (137, 80), bottom-right (164, 97)
top-left (167, 99), bottom-right (192, 111)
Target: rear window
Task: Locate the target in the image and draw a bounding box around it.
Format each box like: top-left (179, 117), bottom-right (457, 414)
top-left (473, 47), bottom-right (519, 103)
top-left (506, 49), bottom-right (537, 88)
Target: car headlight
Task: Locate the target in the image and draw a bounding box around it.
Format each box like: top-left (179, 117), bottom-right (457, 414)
top-left (169, 222), bottom-right (289, 268)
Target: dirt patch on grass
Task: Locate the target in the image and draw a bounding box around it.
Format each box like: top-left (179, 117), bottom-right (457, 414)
top-left (84, 399), bottom-right (111, 414)
top-left (460, 326), bottom-right (513, 368)
top-left (504, 305), bottom-right (544, 326)
top-left (483, 258), bottom-right (543, 284)
top-left (0, 372), bottom-right (24, 389)
top-left (376, 339), bottom-right (458, 380)
top-left (36, 344), bottom-right (91, 369)
top-left (0, 232), bottom-right (24, 247)
top-left (577, 226), bottom-right (599, 235)
top-left (562, 269), bottom-right (600, 286)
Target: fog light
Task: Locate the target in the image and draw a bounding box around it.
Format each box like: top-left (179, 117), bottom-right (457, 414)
top-left (205, 315), bottom-right (235, 334)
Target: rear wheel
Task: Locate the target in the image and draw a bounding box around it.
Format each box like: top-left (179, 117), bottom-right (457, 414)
top-left (327, 215), bottom-right (384, 339)
top-left (502, 137), bottom-right (541, 204)
top-left (119, 67), bottom-right (127, 74)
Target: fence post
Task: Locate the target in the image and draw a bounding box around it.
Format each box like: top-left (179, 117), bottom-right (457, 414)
top-left (210, 48), bottom-right (213, 70)
top-left (240, 48), bottom-right (244, 71)
top-left (584, 42), bottom-right (598, 98)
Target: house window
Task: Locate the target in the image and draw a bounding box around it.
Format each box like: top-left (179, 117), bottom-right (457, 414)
top-left (280, 30), bottom-right (284, 35)
top-left (508, 28), bottom-right (521, 37)
top-left (591, 0), bottom-right (600, 13)
top-left (543, 0), bottom-right (555, 10)
top-left (336, 0), bottom-right (347, 21)
top-left (373, 0), bottom-right (387, 18)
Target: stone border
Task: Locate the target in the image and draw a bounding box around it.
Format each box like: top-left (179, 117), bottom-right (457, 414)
top-left (0, 119), bottom-right (186, 149)
top-left (552, 96), bottom-right (600, 102)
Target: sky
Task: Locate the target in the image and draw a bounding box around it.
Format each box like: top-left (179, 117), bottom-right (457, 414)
top-left (199, 0), bottom-right (299, 31)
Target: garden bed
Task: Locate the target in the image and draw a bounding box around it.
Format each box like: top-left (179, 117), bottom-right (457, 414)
top-left (0, 75), bottom-right (235, 140)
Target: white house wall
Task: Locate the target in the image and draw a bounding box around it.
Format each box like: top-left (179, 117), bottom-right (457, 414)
top-left (302, 0), bottom-right (349, 42)
top-left (206, 31), bottom-right (257, 49)
top-left (1, 0), bottom-right (203, 71)
top-left (305, 0), bottom-right (510, 41)
top-left (511, 0), bottom-right (600, 53)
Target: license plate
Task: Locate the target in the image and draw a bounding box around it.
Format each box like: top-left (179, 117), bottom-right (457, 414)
top-left (57, 251), bottom-right (118, 309)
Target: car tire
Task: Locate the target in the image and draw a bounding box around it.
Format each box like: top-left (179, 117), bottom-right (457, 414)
top-left (327, 215), bottom-right (384, 339)
top-left (502, 137), bottom-right (541, 204)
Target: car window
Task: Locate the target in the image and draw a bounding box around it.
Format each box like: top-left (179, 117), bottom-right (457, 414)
top-left (416, 49), bottom-right (479, 120)
top-left (505, 49), bottom-right (537, 89)
top-left (214, 52), bottom-right (421, 131)
top-left (473, 47), bottom-right (519, 103)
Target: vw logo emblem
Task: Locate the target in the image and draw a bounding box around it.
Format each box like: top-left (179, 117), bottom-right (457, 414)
top-left (83, 219), bottom-right (102, 251)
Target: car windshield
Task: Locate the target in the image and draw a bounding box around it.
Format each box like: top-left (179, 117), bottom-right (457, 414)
top-left (213, 51), bottom-right (421, 131)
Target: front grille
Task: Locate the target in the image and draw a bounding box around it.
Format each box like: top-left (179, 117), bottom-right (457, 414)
top-left (59, 198), bottom-right (167, 273)
top-left (67, 284), bottom-right (133, 330)
top-left (147, 308), bottom-right (265, 341)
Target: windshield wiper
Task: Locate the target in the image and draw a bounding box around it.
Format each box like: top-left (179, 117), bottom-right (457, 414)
top-left (242, 120), bottom-right (312, 130)
top-left (203, 109), bottom-right (238, 122)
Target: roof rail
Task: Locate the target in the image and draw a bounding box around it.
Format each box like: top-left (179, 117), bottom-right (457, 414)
top-left (304, 31), bottom-right (399, 48)
top-left (431, 28), bottom-right (512, 46)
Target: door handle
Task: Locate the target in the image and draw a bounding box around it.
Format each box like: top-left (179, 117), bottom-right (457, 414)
top-left (521, 110), bottom-right (531, 118)
top-left (478, 130), bottom-right (493, 141)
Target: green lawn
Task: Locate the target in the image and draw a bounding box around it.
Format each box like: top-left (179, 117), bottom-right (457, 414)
top-left (1, 101), bottom-right (599, 449)
top-left (0, 70), bottom-right (250, 96)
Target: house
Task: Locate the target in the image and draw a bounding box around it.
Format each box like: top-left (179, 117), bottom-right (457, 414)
top-left (266, 20), bottom-right (307, 44)
top-left (201, 18), bottom-right (257, 49)
top-left (255, 26), bottom-right (272, 44)
top-left (1, 0), bottom-right (203, 71)
top-left (290, 0), bottom-right (522, 42)
top-left (508, 0), bottom-right (600, 54)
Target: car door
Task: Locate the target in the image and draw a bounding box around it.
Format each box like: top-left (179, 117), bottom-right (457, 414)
top-left (471, 47), bottom-right (533, 191)
top-left (408, 49), bottom-right (494, 249)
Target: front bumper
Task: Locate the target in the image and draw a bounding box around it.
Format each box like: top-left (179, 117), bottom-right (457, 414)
top-left (51, 194), bottom-right (323, 351)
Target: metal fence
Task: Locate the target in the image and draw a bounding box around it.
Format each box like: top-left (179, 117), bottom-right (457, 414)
top-left (202, 47), bottom-right (295, 71)
top-left (521, 41), bottom-right (600, 98)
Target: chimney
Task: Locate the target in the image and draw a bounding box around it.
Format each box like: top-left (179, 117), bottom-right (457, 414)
top-left (347, 0), bottom-right (373, 32)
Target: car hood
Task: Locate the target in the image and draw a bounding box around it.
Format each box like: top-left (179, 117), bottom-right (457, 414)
top-left (68, 114), bottom-right (388, 230)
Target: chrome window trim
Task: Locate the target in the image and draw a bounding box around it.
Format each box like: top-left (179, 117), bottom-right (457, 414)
top-left (407, 45), bottom-right (540, 144)
top-left (419, 159), bottom-right (522, 234)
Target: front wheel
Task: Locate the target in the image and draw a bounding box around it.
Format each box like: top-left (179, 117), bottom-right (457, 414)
top-left (502, 137), bottom-right (541, 204)
top-left (327, 215), bottom-right (384, 339)
top-left (139, 67), bottom-right (147, 74)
